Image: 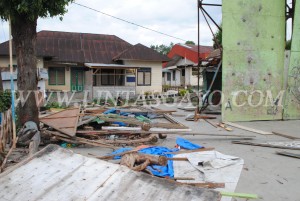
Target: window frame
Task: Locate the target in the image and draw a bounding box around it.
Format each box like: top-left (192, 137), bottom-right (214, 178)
top-left (48, 67), bottom-right (65, 86)
top-left (137, 68), bottom-right (151, 86)
top-left (93, 68), bottom-right (125, 86)
top-left (167, 72), bottom-right (171, 81)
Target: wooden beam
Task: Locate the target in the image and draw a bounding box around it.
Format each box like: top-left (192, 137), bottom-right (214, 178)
top-left (225, 122), bottom-right (272, 135)
top-left (232, 141), bottom-right (300, 150)
top-left (272, 131), bottom-right (300, 140)
top-left (276, 151), bottom-right (300, 159)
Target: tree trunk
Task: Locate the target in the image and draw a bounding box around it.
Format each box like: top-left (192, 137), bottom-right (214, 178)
top-left (11, 14), bottom-right (39, 126)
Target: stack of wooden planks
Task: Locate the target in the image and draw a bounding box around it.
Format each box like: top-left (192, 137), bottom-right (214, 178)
top-left (40, 106), bottom-right (189, 148)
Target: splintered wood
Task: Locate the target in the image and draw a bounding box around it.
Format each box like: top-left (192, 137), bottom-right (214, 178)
top-left (120, 153), bottom-right (167, 171)
top-left (0, 109), bottom-right (17, 172)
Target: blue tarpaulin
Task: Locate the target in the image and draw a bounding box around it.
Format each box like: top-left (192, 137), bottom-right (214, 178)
top-left (176, 137), bottom-right (203, 150)
top-left (103, 108), bottom-right (130, 116)
top-left (139, 146), bottom-right (178, 177)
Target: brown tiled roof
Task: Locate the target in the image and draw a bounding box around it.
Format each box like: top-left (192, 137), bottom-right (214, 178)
top-left (206, 48), bottom-right (221, 59)
top-left (187, 44), bottom-right (214, 54)
top-left (0, 31), bottom-right (163, 64)
top-left (113, 43), bottom-right (169, 62)
top-left (165, 55), bottom-right (182, 67)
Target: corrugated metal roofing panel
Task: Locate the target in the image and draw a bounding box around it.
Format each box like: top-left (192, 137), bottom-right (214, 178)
top-left (0, 145), bottom-right (220, 201)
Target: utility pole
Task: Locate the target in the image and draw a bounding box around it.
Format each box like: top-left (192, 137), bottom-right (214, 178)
top-left (197, 0), bottom-right (201, 112)
top-left (9, 16), bottom-right (17, 148)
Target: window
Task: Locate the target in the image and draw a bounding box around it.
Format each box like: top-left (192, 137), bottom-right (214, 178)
top-left (172, 70), bottom-right (176, 80)
top-left (192, 68), bottom-right (199, 76)
top-left (167, 72), bottom-right (171, 81)
top-left (137, 68), bottom-right (151, 86)
top-left (101, 69), bottom-right (114, 85)
top-left (93, 69), bottom-right (125, 86)
top-left (48, 67), bottom-right (65, 85)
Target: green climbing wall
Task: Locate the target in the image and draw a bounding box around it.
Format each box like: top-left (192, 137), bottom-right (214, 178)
top-left (284, 0), bottom-right (300, 119)
top-left (222, 0), bottom-right (286, 121)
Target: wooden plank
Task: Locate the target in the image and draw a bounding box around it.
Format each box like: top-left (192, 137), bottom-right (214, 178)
top-left (40, 108), bottom-right (80, 137)
top-left (100, 127), bottom-right (256, 137)
top-left (217, 123), bottom-right (233, 131)
top-left (272, 131), bottom-right (300, 140)
top-left (232, 141), bottom-right (300, 150)
top-left (276, 151), bottom-right (300, 159)
top-left (101, 126), bottom-right (192, 132)
top-left (203, 119), bottom-right (218, 128)
top-left (44, 130), bottom-right (116, 149)
top-left (225, 122), bottom-right (272, 135)
top-left (167, 157), bottom-right (188, 161)
top-left (173, 177), bottom-right (195, 181)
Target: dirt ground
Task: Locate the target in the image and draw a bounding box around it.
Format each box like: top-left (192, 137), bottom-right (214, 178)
top-left (70, 105), bottom-right (300, 201)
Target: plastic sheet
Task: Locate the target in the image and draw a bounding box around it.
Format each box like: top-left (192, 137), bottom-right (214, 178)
top-left (176, 137), bottom-right (203, 150)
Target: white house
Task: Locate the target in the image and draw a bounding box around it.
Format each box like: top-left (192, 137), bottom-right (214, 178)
top-left (0, 31), bottom-right (169, 99)
top-left (162, 43), bottom-right (213, 88)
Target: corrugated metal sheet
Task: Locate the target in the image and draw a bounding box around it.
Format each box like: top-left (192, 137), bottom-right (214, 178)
top-left (0, 145), bottom-right (220, 201)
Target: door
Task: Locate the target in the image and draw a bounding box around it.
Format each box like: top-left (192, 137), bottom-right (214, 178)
top-left (181, 68), bottom-right (186, 87)
top-left (71, 69), bottom-right (84, 91)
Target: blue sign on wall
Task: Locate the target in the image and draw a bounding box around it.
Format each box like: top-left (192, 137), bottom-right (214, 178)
top-left (127, 77), bottom-right (136, 82)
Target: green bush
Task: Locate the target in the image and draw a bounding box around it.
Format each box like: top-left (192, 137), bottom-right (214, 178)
top-left (0, 90), bottom-right (12, 112)
top-left (45, 101), bottom-right (66, 109)
top-left (187, 88), bottom-right (194, 93)
top-left (179, 89), bottom-right (188, 96)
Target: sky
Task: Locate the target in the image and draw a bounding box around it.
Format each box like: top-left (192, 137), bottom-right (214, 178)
top-left (0, 0), bottom-right (222, 47)
top-left (0, 0), bottom-right (292, 47)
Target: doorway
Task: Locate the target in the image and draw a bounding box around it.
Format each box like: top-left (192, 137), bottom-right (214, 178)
top-left (71, 69), bottom-right (84, 91)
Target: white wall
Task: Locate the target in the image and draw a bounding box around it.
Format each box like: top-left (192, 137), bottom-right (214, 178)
top-left (0, 56), bottom-right (44, 69)
top-left (162, 57), bottom-right (203, 87)
top-left (0, 56), bottom-right (46, 90)
top-left (162, 69), bottom-right (181, 87)
top-left (123, 60), bottom-right (163, 94)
